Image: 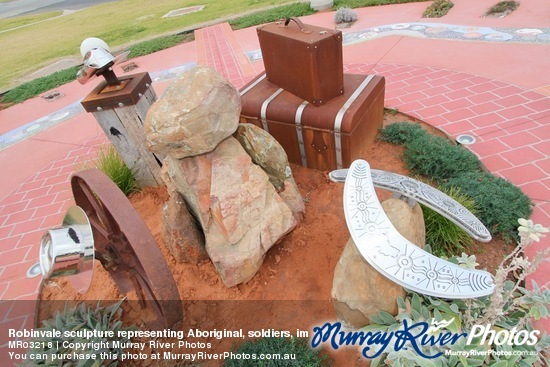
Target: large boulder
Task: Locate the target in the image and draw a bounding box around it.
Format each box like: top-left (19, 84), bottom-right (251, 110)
top-left (163, 137), bottom-right (297, 287)
top-left (332, 198), bottom-right (425, 328)
top-left (145, 66), bottom-right (241, 158)
top-left (234, 123), bottom-right (305, 221)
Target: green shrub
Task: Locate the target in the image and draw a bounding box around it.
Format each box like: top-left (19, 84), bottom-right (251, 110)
top-left (94, 145), bottom-right (138, 196)
top-left (20, 300), bottom-right (136, 367)
top-left (423, 0), bottom-right (454, 17)
top-left (2, 66), bottom-right (79, 104)
top-left (404, 133), bottom-right (481, 183)
top-left (384, 107), bottom-right (399, 116)
top-left (379, 121), bottom-right (533, 244)
top-left (128, 34), bottom-right (189, 58)
top-left (423, 186), bottom-right (476, 257)
top-left (334, 7), bottom-right (358, 24)
top-left (444, 172), bottom-right (533, 242)
top-left (378, 121), bottom-right (428, 145)
top-left (224, 337), bottom-right (332, 367)
top-left (485, 0), bottom-right (519, 15)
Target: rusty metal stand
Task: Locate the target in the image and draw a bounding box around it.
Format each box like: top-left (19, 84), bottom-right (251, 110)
top-left (81, 72), bottom-right (162, 187)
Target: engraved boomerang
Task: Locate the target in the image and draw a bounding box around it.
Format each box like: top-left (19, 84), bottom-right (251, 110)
top-left (343, 160), bottom-right (494, 299)
top-left (330, 167), bottom-right (491, 242)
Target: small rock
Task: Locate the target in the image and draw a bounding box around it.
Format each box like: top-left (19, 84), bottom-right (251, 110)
top-left (161, 189), bottom-right (208, 264)
top-left (234, 123), bottom-right (305, 220)
top-left (332, 198), bottom-right (425, 328)
top-left (234, 123), bottom-right (291, 190)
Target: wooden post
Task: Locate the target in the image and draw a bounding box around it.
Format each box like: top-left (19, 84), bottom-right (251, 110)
top-left (81, 72), bottom-right (162, 187)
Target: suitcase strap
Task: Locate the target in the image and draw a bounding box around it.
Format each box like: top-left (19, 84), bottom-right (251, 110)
top-left (240, 74), bottom-right (267, 97)
top-left (334, 75), bottom-right (376, 169)
top-left (294, 101), bottom-right (309, 167)
top-left (261, 88), bottom-right (284, 132)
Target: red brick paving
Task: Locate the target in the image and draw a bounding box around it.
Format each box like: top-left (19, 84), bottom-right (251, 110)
top-left (195, 22), bottom-right (256, 89)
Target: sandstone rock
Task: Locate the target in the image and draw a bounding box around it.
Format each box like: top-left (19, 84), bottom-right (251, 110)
top-left (332, 198), bottom-right (425, 328)
top-left (163, 137), bottom-right (297, 287)
top-left (234, 123), bottom-right (291, 191)
top-left (145, 66), bottom-right (241, 158)
top-left (162, 189), bottom-right (208, 264)
top-left (278, 177), bottom-right (305, 222)
top-left (382, 198), bottom-right (426, 247)
top-left (234, 123), bottom-right (305, 220)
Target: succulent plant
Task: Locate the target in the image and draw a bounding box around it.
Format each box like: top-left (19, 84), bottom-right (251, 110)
top-left (364, 222), bottom-right (550, 367)
top-left (20, 299), bottom-right (137, 367)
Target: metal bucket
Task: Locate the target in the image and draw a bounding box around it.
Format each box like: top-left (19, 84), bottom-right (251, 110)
top-left (39, 206), bottom-right (94, 292)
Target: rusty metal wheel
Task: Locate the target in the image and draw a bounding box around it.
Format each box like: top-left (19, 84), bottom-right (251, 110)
top-left (71, 168), bottom-right (182, 329)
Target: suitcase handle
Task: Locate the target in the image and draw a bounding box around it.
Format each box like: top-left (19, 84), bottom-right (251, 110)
top-left (284, 17), bottom-right (312, 34)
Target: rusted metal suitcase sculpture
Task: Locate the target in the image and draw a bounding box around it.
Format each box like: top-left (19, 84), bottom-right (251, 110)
top-left (257, 17), bottom-right (344, 106)
top-left (240, 73), bottom-right (385, 171)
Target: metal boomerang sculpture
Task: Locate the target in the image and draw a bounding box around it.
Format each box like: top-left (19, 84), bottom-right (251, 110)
top-left (341, 160), bottom-right (494, 298)
top-left (330, 168), bottom-right (491, 242)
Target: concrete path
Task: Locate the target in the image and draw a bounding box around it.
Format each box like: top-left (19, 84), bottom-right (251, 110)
top-left (0, 0), bottom-right (548, 362)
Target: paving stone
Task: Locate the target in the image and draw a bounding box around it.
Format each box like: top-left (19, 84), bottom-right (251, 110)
top-left (441, 108), bottom-right (477, 122)
top-left (415, 105), bottom-right (448, 119)
top-left (0, 201), bottom-right (28, 218)
top-left (0, 246), bottom-right (32, 268)
top-left (497, 117), bottom-right (540, 133)
top-left (533, 141), bottom-right (550, 156)
top-left (27, 193), bottom-right (58, 209)
top-left (470, 112), bottom-right (503, 127)
top-left (521, 181), bottom-right (550, 201)
top-left (1, 261), bottom-right (36, 282)
top-left (495, 94), bottom-right (531, 108)
top-left (469, 101), bottom-right (501, 115)
top-left (22, 187), bottom-right (50, 201)
top-left (493, 85), bottom-right (524, 97)
top-left (481, 154), bottom-right (513, 172)
top-left (4, 209), bottom-right (36, 227)
top-left (399, 91), bottom-right (429, 103)
top-left (2, 276), bottom-right (40, 299)
top-left (35, 168), bottom-right (61, 181)
top-left (420, 87), bottom-right (452, 101)
top-left (499, 164), bottom-right (548, 187)
top-left (501, 146), bottom-right (545, 165)
top-left (6, 298), bottom-right (37, 321)
top-left (441, 98), bottom-right (473, 111)
top-left (471, 138), bottom-right (510, 157)
top-left (527, 111), bottom-right (550, 125)
top-left (498, 105), bottom-right (537, 119)
top-left (468, 82), bottom-right (500, 94)
top-left (499, 131), bottom-right (540, 148)
top-left (467, 91), bottom-right (499, 104)
top-left (441, 120), bottom-right (478, 135)
top-left (12, 218), bottom-right (44, 237)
